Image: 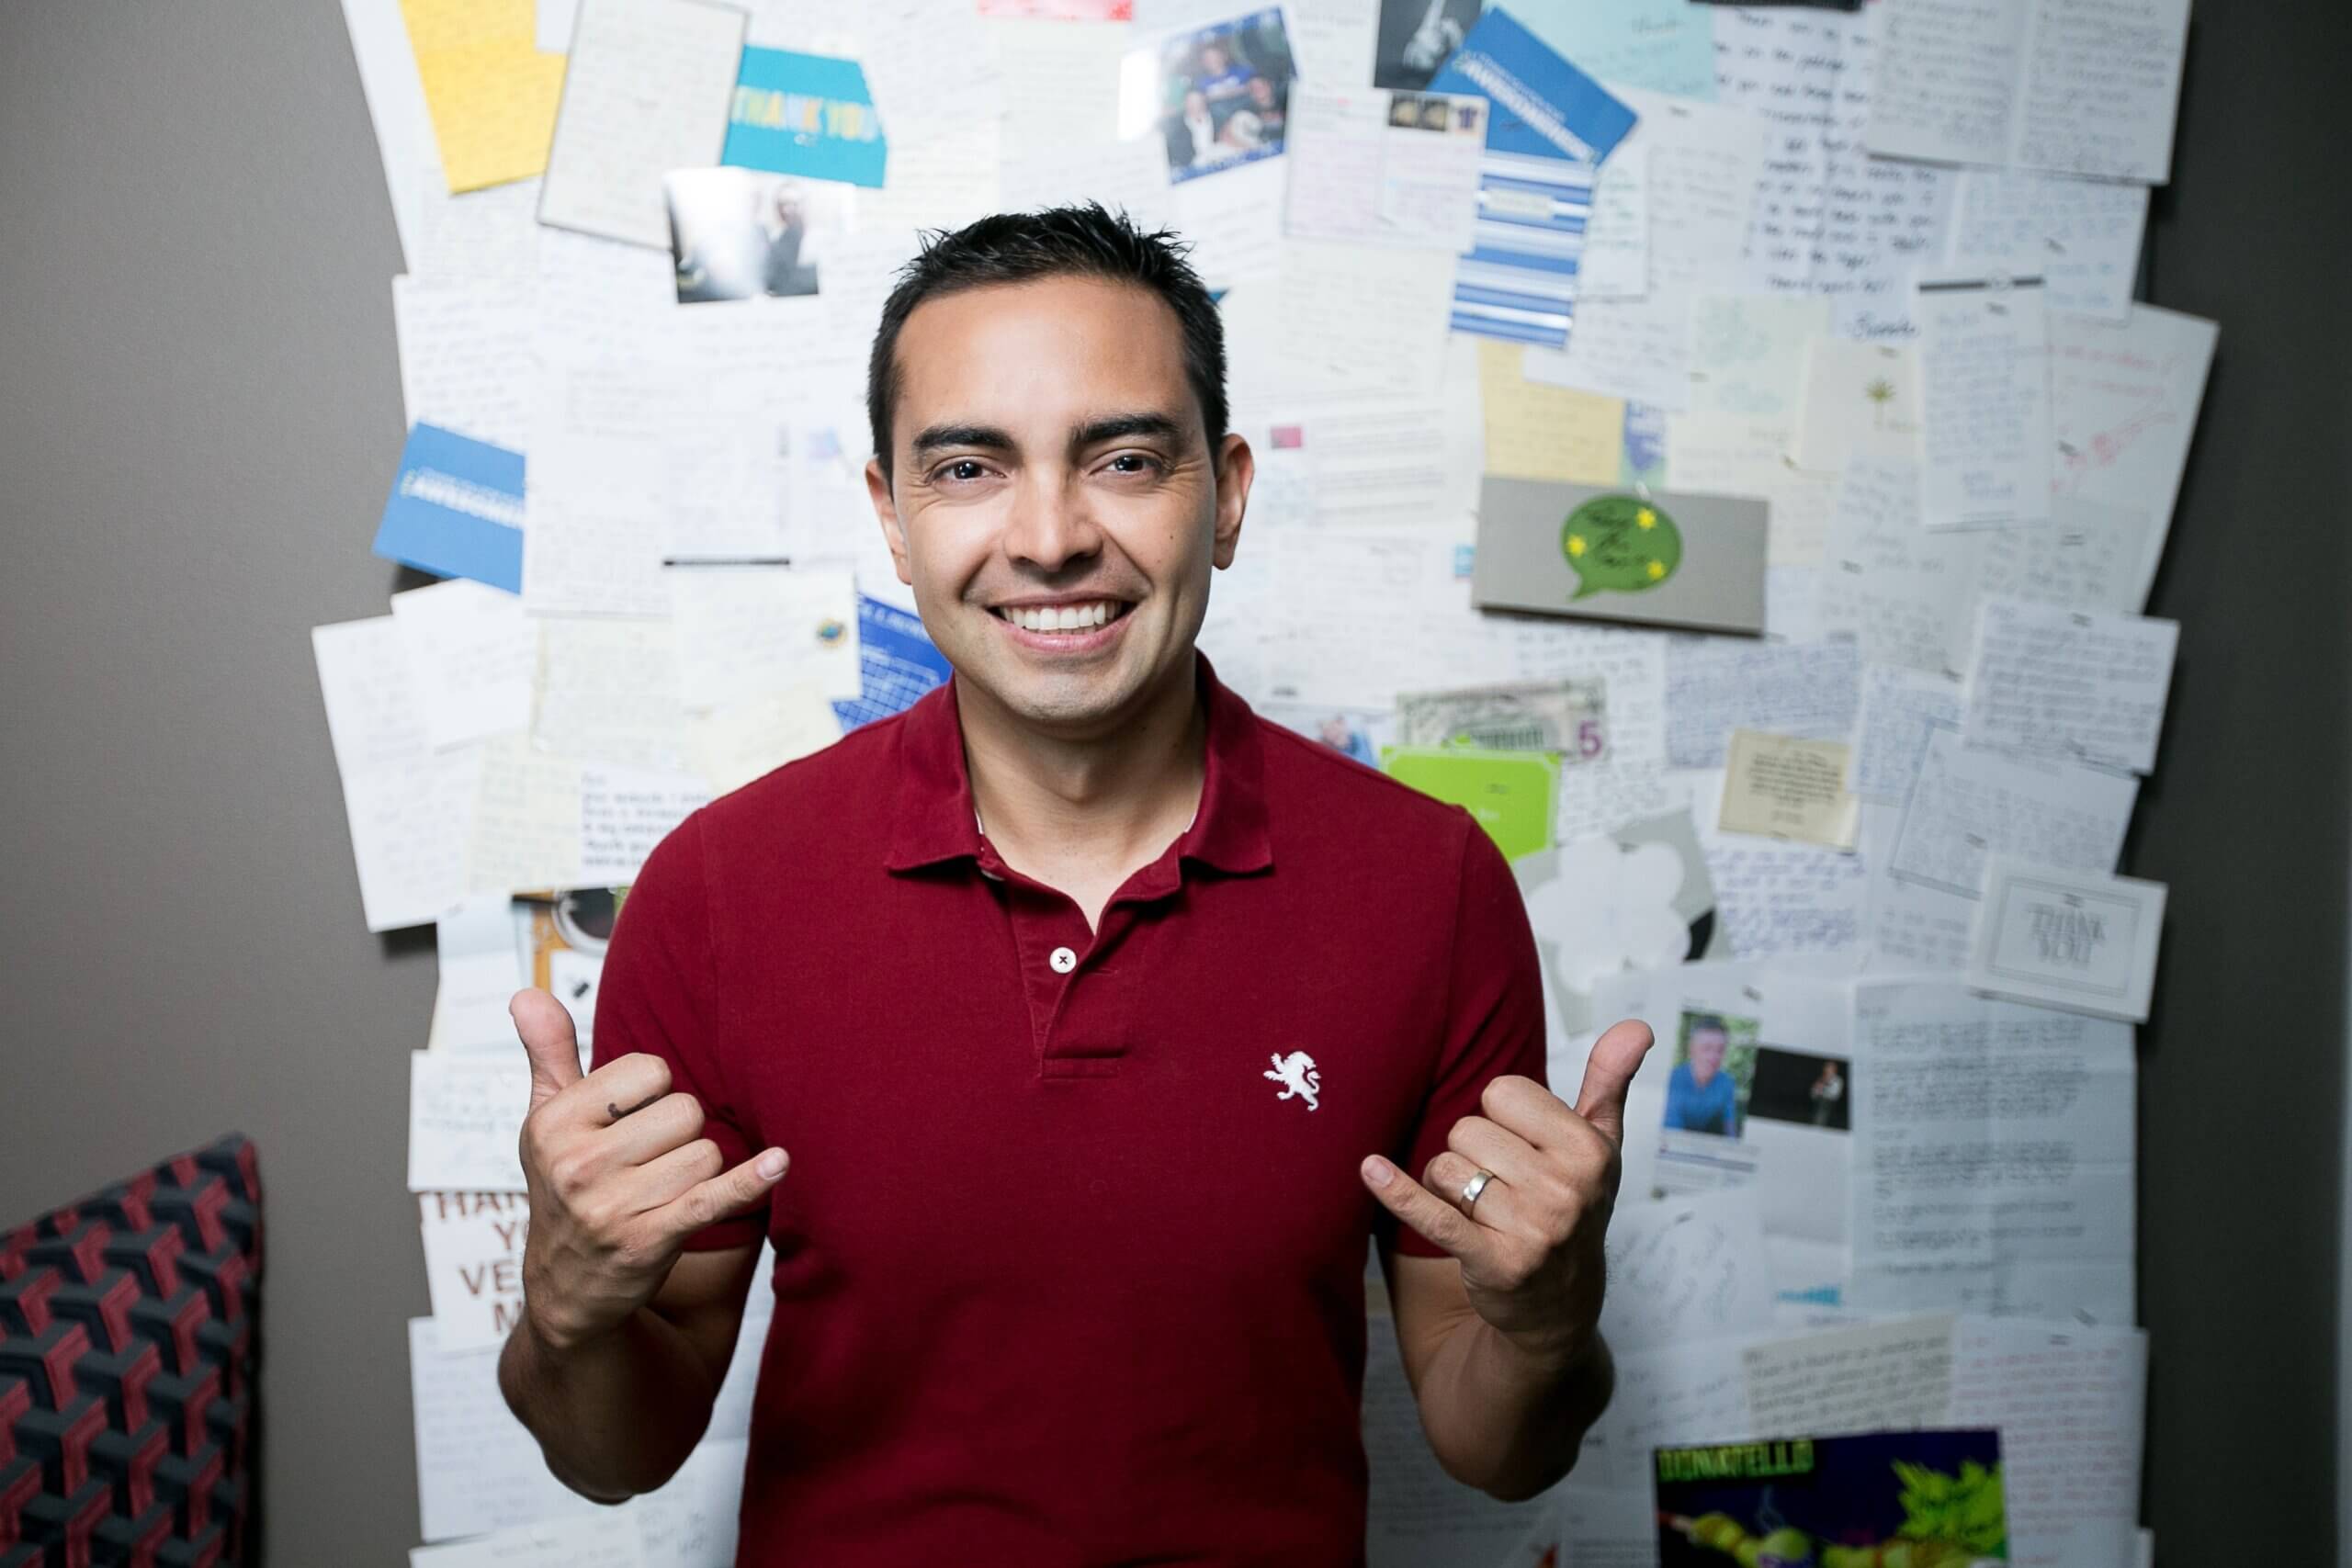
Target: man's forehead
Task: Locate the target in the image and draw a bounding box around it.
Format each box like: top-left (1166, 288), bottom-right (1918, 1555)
top-left (892, 276), bottom-right (1189, 416)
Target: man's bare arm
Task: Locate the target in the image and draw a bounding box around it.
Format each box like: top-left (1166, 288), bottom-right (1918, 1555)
top-left (1385, 1250), bottom-right (1613, 1501)
top-left (1361, 1022), bottom-right (1658, 1501)
top-left (499, 1245), bottom-right (758, 1501)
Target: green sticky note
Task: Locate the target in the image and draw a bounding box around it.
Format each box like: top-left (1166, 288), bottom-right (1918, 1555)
top-left (1378, 747), bottom-right (1559, 863)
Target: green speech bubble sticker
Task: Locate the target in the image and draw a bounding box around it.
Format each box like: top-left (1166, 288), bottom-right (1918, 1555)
top-left (1560, 493), bottom-right (1682, 600)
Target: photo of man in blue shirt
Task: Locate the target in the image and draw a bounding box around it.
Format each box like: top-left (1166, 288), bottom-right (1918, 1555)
top-left (1663, 1013), bottom-right (1742, 1137)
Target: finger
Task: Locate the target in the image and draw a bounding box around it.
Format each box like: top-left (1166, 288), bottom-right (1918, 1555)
top-left (534, 1051), bottom-right (673, 1135)
top-left (1360, 1156), bottom-right (1497, 1268)
top-left (512, 988), bottom-right (583, 1112)
top-left (1575, 1019), bottom-right (1657, 1147)
top-left (650, 1147), bottom-right (788, 1239)
top-left (595, 1090), bottom-right (706, 1168)
top-left (1479, 1074), bottom-right (1589, 1151)
top-left (1444, 1115), bottom-right (1544, 1188)
top-left (1422, 1149), bottom-right (1527, 1235)
top-left (626, 1136), bottom-right (725, 1213)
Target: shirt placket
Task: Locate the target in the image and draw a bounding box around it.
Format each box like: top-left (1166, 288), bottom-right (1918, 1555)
top-left (978, 841), bottom-right (1140, 1080)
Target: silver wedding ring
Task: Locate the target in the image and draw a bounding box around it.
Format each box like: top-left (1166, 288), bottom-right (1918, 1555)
top-left (1460, 1168), bottom-right (1497, 1209)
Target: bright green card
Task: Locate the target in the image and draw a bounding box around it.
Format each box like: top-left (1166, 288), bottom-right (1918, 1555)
top-left (1378, 747), bottom-right (1559, 863)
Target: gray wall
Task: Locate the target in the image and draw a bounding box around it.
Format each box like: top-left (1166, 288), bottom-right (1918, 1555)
top-left (1, 3), bottom-right (430, 1561)
top-left (2, 4), bottom-right (2346, 1565)
top-left (2130, 4), bottom-right (2352, 1559)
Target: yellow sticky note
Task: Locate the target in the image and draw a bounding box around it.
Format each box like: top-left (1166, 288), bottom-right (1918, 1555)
top-left (1476, 341), bottom-right (1624, 486)
top-left (402, 0), bottom-right (567, 193)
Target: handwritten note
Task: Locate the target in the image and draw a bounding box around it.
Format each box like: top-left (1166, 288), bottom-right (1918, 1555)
top-left (1889, 725), bottom-right (2137, 897)
top-left (1665, 639), bottom-right (1860, 769)
top-left (1477, 343), bottom-right (1624, 485)
top-left (1961, 598), bottom-right (2177, 773)
top-left (312, 616), bottom-right (482, 931)
top-left (1685, 293), bottom-right (1832, 423)
top-left (1916, 276), bottom-right (2052, 528)
top-left (1600, 1190), bottom-right (1779, 1355)
top-left (2050, 303), bottom-right (2219, 604)
top-left (392, 579), bottom-right (535, 751)
top-left (1712, 6), bottom-right (1955, 337)
top-left (392, 276), bottom-right (536, 452)
top-left (1867, 0), bottom-right (2189, 183)
top-left (537, 0), bottom-right (748, 248)
top-left (409, 1052), bottom-right (536, 1192)
top-left (1742, 1314), bottom-right (1957, 1438)
top-left (1719, 730), bottom-right (1859, 850)
top-left (1950, 1317), bottom-right (2148, 1568)
top-left (1946, 171), bottom-right (2149, 321)
top-left (401, 0), bottom-right (566, 193)
top-left (1852, 663), bottom-right (1965, 804)
top-left (1848, 981), bottom-right (2135, 1321)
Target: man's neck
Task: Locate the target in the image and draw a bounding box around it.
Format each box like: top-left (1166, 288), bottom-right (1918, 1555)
top-left (956, 655), bottom-right (1208, 911)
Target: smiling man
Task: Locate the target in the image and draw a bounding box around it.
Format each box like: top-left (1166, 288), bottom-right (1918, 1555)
top-left (498, 204), bottom-right (1655, 1564)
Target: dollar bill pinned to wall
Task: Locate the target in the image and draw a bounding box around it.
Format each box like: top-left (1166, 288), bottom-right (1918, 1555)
top-left (1396, 678), bottom-right (1609, 762)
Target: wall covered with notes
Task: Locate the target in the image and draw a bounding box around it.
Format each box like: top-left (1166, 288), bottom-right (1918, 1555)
top-left (6, 2), bottom-right (2350, 1566)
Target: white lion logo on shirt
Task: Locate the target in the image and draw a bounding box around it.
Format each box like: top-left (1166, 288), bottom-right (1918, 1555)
top-left (1263, 1051), bottom-right (1320, 1111)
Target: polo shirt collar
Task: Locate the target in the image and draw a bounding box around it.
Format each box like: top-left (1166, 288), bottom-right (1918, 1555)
top-left (883, 652), bottom-right (1272, 878)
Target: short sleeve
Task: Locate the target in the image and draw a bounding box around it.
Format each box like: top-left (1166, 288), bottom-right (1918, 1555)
top-left (592, 811), bottom-right (768, 1251)
top-left (1387, 816), bottom-right (1548, 1258)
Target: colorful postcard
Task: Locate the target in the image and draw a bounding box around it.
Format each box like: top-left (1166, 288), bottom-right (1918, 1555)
top-left (1657, 1428), bottom-right (2007, 1567)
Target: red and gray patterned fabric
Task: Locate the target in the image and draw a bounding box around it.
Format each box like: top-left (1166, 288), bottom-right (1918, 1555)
top-left (0, 1135), bottom-right (260, 1568)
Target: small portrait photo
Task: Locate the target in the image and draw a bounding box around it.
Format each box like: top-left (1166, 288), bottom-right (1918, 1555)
top-left (663, 167), bottom-right (854, 306)
top-left (1132, 8), bottom-right (1297, 184)
top-left (1660, 1009), bottom-right (1758, 1140)
top-left (1388, 92), bottom-right (1426, 130)
top-left (1374, 0), bottom-right (1481, 92)
top-left (1743, 1046), bottom-right (1851, 1133)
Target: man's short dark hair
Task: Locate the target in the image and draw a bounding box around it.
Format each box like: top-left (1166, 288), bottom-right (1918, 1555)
top-left (865, 204), bottom-right (1228, 482)
top-left (1687, 1014), bottom-right (1729, 1042)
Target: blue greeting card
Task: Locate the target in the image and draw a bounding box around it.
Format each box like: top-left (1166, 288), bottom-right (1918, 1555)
top-left (372, 423), bottom-right (525, 593)
top-left (721, 48), bottom-right (888, 188)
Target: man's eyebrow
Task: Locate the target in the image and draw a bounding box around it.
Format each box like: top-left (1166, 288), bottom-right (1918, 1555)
top-left (1070, 412), bottom-right (1189, 450)
top-left (909, 423), bottom-right (1017, 458)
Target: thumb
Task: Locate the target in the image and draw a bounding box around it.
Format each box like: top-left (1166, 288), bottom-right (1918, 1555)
top-left (510, 987), bottom-right (583, 1111)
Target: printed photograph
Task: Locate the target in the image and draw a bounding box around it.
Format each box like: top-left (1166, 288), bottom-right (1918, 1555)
top-left (1374, 0), bottom-right (1481, 91)
top-left (1746, 1046), bottom-right (1851, 1133)
top-left (1135, 9), bottom-right (1297, 183)
top-left (1661, 1009), bottom-right (1758, 1140)
top-left (1386, 90), bottom-right (1481, 134)
top-left (1657, 1428), bottom-right (2007, 1568)
top-left (663, 167), bottom-right (854, 305)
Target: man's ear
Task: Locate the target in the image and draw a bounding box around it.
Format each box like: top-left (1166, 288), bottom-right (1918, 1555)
top-left (865, 457), bottom-right (914, 587)
top-left (1211, 432), bottom-right (1253, 570)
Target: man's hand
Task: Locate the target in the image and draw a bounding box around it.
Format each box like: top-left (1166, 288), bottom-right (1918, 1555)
top-left (511, 988), bottom-right (786, 1353)
top-left (1361, 1019), bottom-right (1655, 1370)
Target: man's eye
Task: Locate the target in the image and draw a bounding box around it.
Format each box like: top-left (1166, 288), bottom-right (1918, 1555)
top-left (1105, 454), bottom-right (1160, 475)
top-left (937, 460), bottom-right (989, 483)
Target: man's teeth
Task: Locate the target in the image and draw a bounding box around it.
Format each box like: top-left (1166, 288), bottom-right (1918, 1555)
top-left (1005, 602), bottom-right (1118, 632)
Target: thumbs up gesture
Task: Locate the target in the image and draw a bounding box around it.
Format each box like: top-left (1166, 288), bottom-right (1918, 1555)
top-left (511, 988), bottom-right (786, 1351)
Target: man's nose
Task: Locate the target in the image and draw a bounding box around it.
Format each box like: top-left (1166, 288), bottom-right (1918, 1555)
top-left (1001, 469), bottom-right (1103, 573)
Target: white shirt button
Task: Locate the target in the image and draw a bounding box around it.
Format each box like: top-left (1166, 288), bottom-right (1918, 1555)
top-left (1049, 946), bottom-right (1078, 975)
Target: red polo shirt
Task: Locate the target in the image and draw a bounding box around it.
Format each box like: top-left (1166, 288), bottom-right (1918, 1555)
top-left (592, 655), bottom-right (1544, 1565)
